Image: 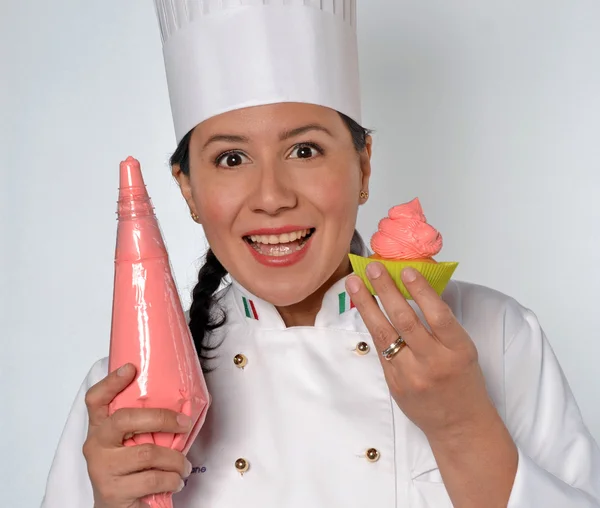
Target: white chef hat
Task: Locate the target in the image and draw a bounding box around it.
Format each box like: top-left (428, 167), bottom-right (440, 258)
top-left (154, 0), bottom-right (362, 143)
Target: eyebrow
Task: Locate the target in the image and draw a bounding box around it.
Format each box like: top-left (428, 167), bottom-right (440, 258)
top-left (202, 134), bottom-right (249, 150)
top-left (278, 124), bottom-right (333, 141)
top-left (201, 124), bottom-right (333, 150)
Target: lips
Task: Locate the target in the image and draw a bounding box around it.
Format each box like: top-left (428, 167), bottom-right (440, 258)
top-left (243, 227), bottom-right (316, 266)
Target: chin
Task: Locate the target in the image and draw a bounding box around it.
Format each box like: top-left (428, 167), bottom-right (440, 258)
top-left (241, 276), bottom-right (321, 307)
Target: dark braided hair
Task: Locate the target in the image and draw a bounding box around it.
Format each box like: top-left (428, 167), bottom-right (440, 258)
top-left (171, 111), bottom-right (371, 372)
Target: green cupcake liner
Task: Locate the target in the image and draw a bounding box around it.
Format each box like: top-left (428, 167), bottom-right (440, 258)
top-left (348, 254), bottom-right (459, 299)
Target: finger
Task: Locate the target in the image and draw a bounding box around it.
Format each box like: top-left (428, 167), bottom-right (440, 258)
top-left (401, 267), bottom-right (465, 347)
top-left (85, 364), bottom-right (137, 427)
top-left (115, 444), bottom-right (192, 479)
top-left (111, 470), bottom-right (185, 501)
top-left (99, 408), bottom-right (193, 447)
top-left (346, 274), bottom-right (405, 356)
top-left (365, 262), bottom-right (434, 356)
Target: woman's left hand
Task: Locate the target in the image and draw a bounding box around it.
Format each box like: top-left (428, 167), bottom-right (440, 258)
top-left (346, 262), bottom-right (498, 442)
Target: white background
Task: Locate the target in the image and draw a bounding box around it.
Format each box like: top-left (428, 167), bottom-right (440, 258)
top-left (2, 1), bottom-right (600, 506)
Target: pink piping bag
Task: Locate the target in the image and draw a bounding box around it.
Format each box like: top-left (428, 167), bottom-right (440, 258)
top-left (108, 157), bottom-right (210, 508)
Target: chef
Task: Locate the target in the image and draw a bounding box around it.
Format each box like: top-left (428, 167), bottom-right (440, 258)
top-left (41, 1), bottom-right (600, 507)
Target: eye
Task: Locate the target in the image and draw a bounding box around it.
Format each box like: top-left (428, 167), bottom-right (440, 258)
top-left (215, 151), bottom-right (251, 168)
top-left (288, 143), bottom-right (323, 160)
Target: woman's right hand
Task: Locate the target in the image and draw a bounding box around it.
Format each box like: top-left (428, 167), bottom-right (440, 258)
top-left (82, 363), bottom-right (194, 508)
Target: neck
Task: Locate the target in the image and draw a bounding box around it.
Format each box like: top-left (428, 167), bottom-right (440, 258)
top-left (276, 257), bottom-right (353, 327)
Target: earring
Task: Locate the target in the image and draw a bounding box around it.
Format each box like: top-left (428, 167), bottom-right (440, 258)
top-left (360, 190), bottom-right (369, 200)
top-left (190, 211), bottom-right (201, 223)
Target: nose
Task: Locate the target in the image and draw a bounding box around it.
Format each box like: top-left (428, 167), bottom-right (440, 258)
top-left (247, 161), bottom-right (297, 216)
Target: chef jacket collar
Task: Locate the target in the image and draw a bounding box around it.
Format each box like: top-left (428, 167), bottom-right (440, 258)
top-left (229, 274), bottom-right (370, 332)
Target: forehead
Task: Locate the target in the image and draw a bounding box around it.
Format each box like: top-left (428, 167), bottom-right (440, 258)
top-left (193, 103), bottom-right (343, 138)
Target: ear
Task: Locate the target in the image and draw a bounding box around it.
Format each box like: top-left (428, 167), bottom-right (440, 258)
top-left (359, 135), bottom-right (373, 202)
top-left (172, 163), bottom-right (201, 222)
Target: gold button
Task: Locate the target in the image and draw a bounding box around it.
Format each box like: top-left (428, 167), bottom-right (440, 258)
top-left (365, 448), bottom-right (380, 462)
top-left (235, 458), bottom-right (249, 473)
top-left (356, 342), bottom-right (370, 355)
top-left (233, 354), bottom-right (248, 368)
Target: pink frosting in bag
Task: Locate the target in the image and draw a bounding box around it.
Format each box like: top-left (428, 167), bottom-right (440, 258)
top-left (370, 198), bottom-right (443, 260)
top-left (109, 157), bottom-right (210, 508)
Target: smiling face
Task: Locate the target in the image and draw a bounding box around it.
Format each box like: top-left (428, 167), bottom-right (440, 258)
top-left (175, 103), bottom-right (371, 307)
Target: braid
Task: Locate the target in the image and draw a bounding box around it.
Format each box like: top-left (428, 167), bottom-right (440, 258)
top-left (188, 249), bottom-right (228, 372)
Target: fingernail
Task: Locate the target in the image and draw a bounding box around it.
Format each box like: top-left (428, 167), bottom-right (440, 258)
top-left (366, 262), bottom-right (383, 279)
top-left (177, 414), bottom-right (192, 428)
top-left (346, 276), bottom-right (361, 294)
top-left (176, 479), bottom-right (185, 492)
top-left (402, 267), bottom-right (417, 282)
top-left (117, 364), bottom-right (131, 377)
top-left (184, 459), bottom-right (193, 477)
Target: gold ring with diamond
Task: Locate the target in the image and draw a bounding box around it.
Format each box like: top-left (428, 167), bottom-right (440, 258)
top-left (382, 336), bottom-right (407, 360)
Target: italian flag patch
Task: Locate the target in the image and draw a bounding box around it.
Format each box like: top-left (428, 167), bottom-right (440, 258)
top-left (242, 296), bottom-right (259, 320)
top-left (338, 291), bottom-right (355, 314)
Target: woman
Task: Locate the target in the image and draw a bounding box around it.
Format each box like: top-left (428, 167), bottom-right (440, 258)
top-left (41, 2), bottom-right (600, 507)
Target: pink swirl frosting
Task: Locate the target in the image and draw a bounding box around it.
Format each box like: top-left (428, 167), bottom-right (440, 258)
top-left (370, 198), bottom-right (443, 260)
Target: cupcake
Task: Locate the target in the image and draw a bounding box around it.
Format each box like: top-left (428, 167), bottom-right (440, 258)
top-left (349, 198), bottom-right (458, 299)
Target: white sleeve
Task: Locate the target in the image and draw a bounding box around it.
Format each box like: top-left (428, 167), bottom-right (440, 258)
top-left (505, 310), bottom-right (600, 507)
top-left (40, 358), bottom-right (109, 508)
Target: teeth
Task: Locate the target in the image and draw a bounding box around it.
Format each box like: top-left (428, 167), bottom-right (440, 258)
top-left (249, 242), bottom-right (307, 255)
top-left (248, 229), bottom-right (311, 245)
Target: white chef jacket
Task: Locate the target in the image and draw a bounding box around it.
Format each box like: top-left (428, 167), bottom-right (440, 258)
top-left (41, 276), bottom-right (600, 507)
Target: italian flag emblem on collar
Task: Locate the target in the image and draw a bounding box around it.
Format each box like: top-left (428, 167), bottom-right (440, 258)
top-left (338, 291), bottom-right (355, 314)
top-left (242, 296), bottom-right (259, 320)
